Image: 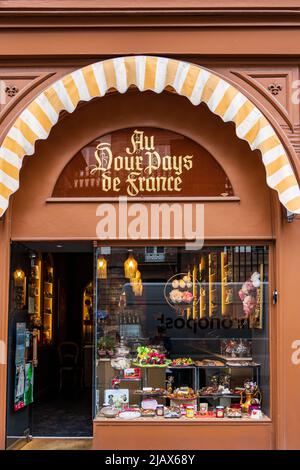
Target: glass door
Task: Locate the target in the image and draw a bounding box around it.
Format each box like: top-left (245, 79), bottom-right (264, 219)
top-left (6, 243), bottom-right (39, 448)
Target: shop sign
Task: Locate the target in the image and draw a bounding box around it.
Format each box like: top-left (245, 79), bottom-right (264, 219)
top-left (89, 129), bottom-right (193, 197)
top-left (53, 127), bottom-right (233, 199)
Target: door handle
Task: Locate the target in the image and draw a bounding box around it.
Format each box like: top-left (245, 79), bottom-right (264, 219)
top-left (32, 329), bottom-right (38, 367)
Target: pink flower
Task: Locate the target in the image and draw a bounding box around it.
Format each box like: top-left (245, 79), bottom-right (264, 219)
top-left (243, 295), bottom-right (257, 317)
top-left (239, 289), bottom-right (246, 301)
top-left (182, 291), bottom-right (193, 303)
top-left (242, 280), bottom-right (254, 294)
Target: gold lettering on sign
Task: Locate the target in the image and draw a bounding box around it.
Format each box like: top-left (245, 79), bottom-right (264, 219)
top-left (89, 129), bottom-right (194, 196)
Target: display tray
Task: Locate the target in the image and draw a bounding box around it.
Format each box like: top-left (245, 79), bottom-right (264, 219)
top-left (198, 393), bottom-right (241, 399)
top-left (94, 415), bottom-right (271, 423)
top-left (225, 362), bottom-right (260, 368)
top-left (219, 357), bottom-right (253, 362)
top-left (134, 389), bottom-right (167, 397)
top-left (132, 362), bottom-right (170, 368)
top-left (167, 395), bottom-right (198, 401)
top-left (167, 365), bottom-right (195, 369)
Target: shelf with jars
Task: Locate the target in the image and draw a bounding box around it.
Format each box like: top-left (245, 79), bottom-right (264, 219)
top-left (220, 250), bottom-right (234, 316)
top-left (43, 254), bottom-right (54, 344)
top-left (28, 253), bottom-right (42, 340)
top-left (83, 281), bottom-right (93, 344)
top-left (208, 252), bottom-right (218, 317)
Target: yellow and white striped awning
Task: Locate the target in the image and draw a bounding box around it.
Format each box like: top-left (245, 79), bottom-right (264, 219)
top-left (0, 55), bottom-right (300, 216)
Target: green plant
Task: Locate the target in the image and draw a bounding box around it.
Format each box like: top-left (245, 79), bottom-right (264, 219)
top-left (98, 335), bottom-right (116, 351)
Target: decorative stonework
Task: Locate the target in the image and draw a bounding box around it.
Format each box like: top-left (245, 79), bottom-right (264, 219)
top-left (268, 83), bottom-right (282, 96)
top-left (281, 124), bottom-right (300, 159)
top-left (5, 85), bottom-right (19, 97)
top-left (230, 70), bottom-right (292, 128)
top-left (0, 72), bottom-right (56, 115)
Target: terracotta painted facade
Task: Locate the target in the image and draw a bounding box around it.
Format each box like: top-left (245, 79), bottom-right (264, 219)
top-left (1, 1), bottom-right (300, 450)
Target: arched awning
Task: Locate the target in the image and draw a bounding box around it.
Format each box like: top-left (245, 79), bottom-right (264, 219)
top-left (0, 55), bottom-right (300, 216)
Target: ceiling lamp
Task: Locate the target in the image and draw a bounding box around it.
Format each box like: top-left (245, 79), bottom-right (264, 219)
top-left (131, 277), bottom-right (143, 297)
top-left (124, 250), bottom-right (138, 279)
top-left (131, 269), bottom-right (141, 282)
top-left (97, 256), bottom-right (107, 279)
top-left (13, 268), bottom-right (25, 286)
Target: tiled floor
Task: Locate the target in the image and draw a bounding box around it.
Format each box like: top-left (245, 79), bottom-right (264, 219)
top-left (31, 389), bottom-right (92, 437)
top-left (21, 438), bottom-right (93, 450)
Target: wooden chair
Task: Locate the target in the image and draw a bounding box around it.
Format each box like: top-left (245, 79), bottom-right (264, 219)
top-left (58, 341), bottom-right (83, 391)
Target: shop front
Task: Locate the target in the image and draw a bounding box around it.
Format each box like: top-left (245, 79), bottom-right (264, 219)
top-left (1, 6), bottom-right (300, 451)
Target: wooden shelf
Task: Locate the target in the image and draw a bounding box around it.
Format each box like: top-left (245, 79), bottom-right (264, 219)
top-left (43, 257), bottom-right (54, 344)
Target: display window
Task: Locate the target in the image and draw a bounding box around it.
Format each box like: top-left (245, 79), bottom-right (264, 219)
top-left (94, 245), bottom-right (269, 422)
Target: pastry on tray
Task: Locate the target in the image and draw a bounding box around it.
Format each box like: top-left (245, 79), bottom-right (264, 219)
top-left (141, 408), bottom-right (156, 417)
top-left (195, 359), bottom-right (225, 367)
top-left (170, 357), bottom-right (194, 367)
top-left (134, 387), bottom-right (167, 396)
top-left (164, 406), bottom-right (181, 418)
top-left (168, 387), bottom-right (198, 401)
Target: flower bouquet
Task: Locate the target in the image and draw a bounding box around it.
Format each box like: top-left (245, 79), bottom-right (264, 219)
top-left (238, 272), bottom-right (261, 317)
top-left (133, 346), bottom-right (171, 368)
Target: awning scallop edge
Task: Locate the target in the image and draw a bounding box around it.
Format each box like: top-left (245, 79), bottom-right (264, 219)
top-left (0, 55), bottom-right (299, 216)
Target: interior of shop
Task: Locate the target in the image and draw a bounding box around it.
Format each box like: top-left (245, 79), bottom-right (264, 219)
top-left (6, 241), bottom-right (270, 445)
top-left (7, 242), bottom-right (94, 442)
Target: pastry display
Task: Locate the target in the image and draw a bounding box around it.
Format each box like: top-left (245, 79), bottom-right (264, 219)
top-left (118, 409), bottom-right (141, 420)
top-left (168, 387), bottom-right (198, 401)
top-left (164, 406), bottom-right (181, 419)
top-left (221, 339), bottom-right (252, 359)
top-left (226, 406), bottom-right (242, 418)
top-left (226, 360), bottom-right (259, 367)
top-left (141, 398), bottom-right (158, 410)
top-left (195, 359), bottom-right (225, 367)
top-left (170, 357), bottom-right (194, 367)
top-left (141, 408), bottom-right (156, 417)
top-left (135, 387), bottom-right (167, 397)
top-left (99, 405), bottom-right (119, 418)
top-left (168, 272), bottom-right (194, 306)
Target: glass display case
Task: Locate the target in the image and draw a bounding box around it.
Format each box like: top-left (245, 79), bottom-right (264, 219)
top-left (94, 245), bottom-right (269, 421)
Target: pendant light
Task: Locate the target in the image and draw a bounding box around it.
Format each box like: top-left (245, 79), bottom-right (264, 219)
top-left (130, 269), bottom-right (143, 296)
top-left (124, 250), bottom-right (138, 279)
top-left (131, 277), bottom-right (143, 297)
top-left (13, 268), bottom-right (25, 286)
top-left (135, 278), bottom-right (143, 297)
top-left (97, 256), bottom-right (107, 279)
top-left (130, 269), bottom-right (141, 284)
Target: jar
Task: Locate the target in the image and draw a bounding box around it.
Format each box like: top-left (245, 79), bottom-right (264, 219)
top-left (216, 405), bottom-right (225, 418)
top-left (156, 405), bottom-right (164, 416)
top-left (110, 338), bottom-right (131, 370)
top-left (186, 406), bottom-right (195, 418)
top-left (199, 402), bottom-right (208, 415)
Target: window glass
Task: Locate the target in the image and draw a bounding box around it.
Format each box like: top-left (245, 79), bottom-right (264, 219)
top-left (94, 245), bottom-right (269, 420)
top-left (53, 128), bottom-right (233, 198)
